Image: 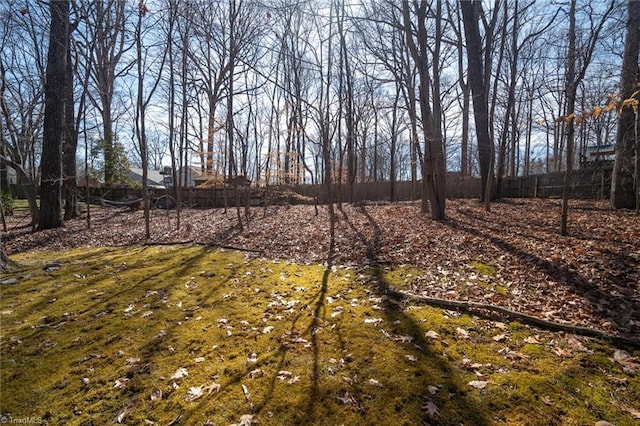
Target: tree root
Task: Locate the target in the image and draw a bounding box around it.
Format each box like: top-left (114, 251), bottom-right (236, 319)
top-left (385, 288), bottom-right (640, 349)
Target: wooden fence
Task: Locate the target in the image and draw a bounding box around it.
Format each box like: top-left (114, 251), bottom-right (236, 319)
top-left (501, 166), bottom-right (612, 199)
top-left (78, 167), bottom-right (610, 208)
top-left (82, 176), bottom-right (482, 208)
top-left (292, 176), bottom-right (481, 203)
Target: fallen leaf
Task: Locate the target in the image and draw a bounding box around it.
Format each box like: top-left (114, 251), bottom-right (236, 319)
top-left (125, 357), bottom-right (140, 367)
top-left (456, 327), bottom-right (470, 339)
top-left (114, 377), bottom-right (129, 389)
top-left (241, 384), bottom-right (250, 401)
top-left (184, 386), bottom-right (204, 402)
top-left (425, 330), bottom-right (439, 340)
top-left (368, 378), bottom-right (383, 387)
top-left (170, 367), bottom-right (188, 380)
top-left (262, 325), bottom-right (274, 334)
top-left (203, 382), bottom-right (221, 393)
top-left (406, 354), bottom-right (417, 362)
top-left (524, 336), bottom-right (541, 344)
top-left (288, 376), bottom-right (300, 384)
top-left (115, 408), bottom-right (128, 423)
top-left (396, 335), bottom-right (414, 344)
top-left (468, 380), bottom-right (488, 389)
top-left (566, 335), bottom-right (590, 352)
top-left (248, 368), bottom-right (263, 378)
top-left (421, 398), bottom-right (439, 416)
top-left (493, 322), bottom-right (508, 330)
top-left (492, 333), bottom-right (508, 342)
top-left (277, 371), bottom-right (292, 380)
top-left (336, 391), bottom-right (362, 410)
top-left (613, 349), bottom-right (634, 362)
top-left (239, 414), bottom-right (255, 425)
top-left (541, 395), bottom-right (553, 406)
top-left (247, 353), bottom-right (258, 363)
top-left (552, 347), bottom-right (574, 358)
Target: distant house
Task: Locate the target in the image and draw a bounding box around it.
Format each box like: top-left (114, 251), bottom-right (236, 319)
top-left (176, 166), bottom-right (203, 188)
top-left (129, 168), bottom-right (167, 188)
top-left (128, 166), bottom-right (205, 188)
top-left (580, 144), bottom-right (616, 168)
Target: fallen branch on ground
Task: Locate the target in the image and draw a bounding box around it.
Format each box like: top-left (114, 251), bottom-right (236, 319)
top-left (385, 288), bottom-right (640, 349)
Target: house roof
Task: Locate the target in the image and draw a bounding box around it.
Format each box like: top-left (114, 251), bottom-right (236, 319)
top-left (129, 168), bottom-right (167, 188)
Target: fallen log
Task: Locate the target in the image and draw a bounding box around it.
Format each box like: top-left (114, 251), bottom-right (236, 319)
top-left (384, 288), bottom-right (640, 349)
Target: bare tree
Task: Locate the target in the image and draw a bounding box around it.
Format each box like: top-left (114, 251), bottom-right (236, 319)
top-left (38, 0), bottom-right (69, 230)
top-left (447, 2), bottom-right (471, 177)
top-left (0, 2), bottom-right (47, 227)
top-left (86, 0), bottom-right (131, 186)
top-left (560, 0), bottom-right (615, 236)
top-left (461, 0), bottom-right (493, 208)
top-left (63, 7), bottom-right (82, 220)
top-left (611, 0), bottom-right (640, 211)
top-left (401, 1), bottom-right (446, 219)
top-left (134, 1), bottom-right (168, 239)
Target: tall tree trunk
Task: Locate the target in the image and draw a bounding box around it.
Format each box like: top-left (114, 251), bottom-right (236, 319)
top-left (135, 4), bottom-right (150, 239)
top-left (38, 0), bottom-right (69, 231)
top-left (402, 1), bottom-right (446, 220)
top-left (461, 84), bottom-right (470, 176)
top-left (561, 0), bottom-right (577, 237)
top-left (0, 235), bottom-right (15, 272)
top-left (91, 0), bottom-right (126, 186)
top-left (63, 22), bottom-right (79, 221)
top-left (461, 0), bottom-right (494, 206)
top-left (611, 0), bottom-right (640, 210)
top-left (562, 0), bottom-right (615, 234)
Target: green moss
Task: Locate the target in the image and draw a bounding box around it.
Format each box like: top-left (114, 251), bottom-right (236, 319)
top-left (470, 260), bottom-right (497, 276)
top-left (1, 247), bottom-right (638, 425)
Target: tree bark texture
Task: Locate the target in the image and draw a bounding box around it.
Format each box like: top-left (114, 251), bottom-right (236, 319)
top-left (611, 0), bottom-right (640, 210)
top-left (561, 0), bottom-right (577, 237)
top-left (63, 22), bottom-right (79, 221)
top-left (461, 0), bottom-right (494, 203)
top-left (402, 1), bottom-right (446, 220)
top-left (38, 0), bottom-right (69, 231)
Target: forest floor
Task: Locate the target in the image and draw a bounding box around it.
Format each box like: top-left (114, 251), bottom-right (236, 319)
top-left (1, 199), bottom-right (640, 425)
top-left (3, 198), bottom-right (640, 342)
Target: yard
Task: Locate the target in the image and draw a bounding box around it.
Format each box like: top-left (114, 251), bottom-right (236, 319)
top-left (1, 199), bottom-right (639, 425)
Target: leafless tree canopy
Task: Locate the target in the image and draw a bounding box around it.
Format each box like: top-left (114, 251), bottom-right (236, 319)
top-left (1, 0), bottom-right (637, 231)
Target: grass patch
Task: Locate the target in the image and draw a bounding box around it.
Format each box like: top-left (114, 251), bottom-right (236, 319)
top-left (1, 246), bottom-right (638, 425)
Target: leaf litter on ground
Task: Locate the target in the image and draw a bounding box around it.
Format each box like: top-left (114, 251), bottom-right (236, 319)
top-left (2, 199), bottom-right (640, 425)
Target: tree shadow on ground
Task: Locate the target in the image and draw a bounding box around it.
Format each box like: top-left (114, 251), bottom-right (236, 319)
top-left (337, 204), bottom-right (491, 425)
top-left (449, 208), bottom-right (640, 338)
